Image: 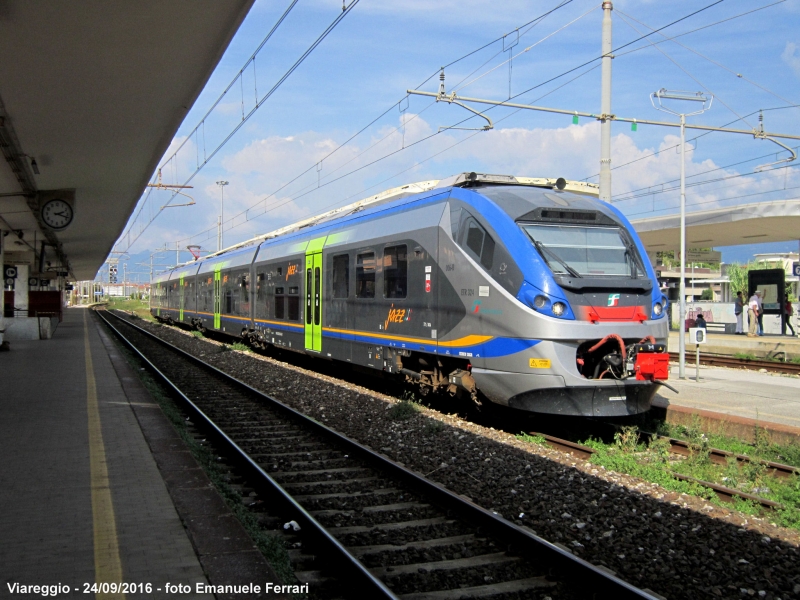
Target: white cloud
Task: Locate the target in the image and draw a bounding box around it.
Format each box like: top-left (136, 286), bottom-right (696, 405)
top-left (781, 42), bottom-right (800, 78)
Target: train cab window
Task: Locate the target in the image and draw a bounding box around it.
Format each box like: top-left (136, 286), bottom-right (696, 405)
top-left (275, 287), bottom-right (285, 319)
top-left (384, 245), bottom-right (407, 298)
top-left (462, 217), bottom-right (495, 270)
top-left (332, 254), bottom-right (349, 298)
top-left (356, 252), bottom-right (375, 298)
top-left (450, 206), bottom-right (462, 239)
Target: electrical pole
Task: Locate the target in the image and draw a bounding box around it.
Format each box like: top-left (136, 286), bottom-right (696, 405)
top-left (599, 1), bottom-right (613, 202)
top-left (216, 180), bottom-right (229, 252)
top-left (651, 89), bottom-right (711, 379)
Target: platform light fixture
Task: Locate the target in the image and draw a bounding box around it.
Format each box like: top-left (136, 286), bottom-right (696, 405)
top-left (650, 88), bottom-right (712, 380)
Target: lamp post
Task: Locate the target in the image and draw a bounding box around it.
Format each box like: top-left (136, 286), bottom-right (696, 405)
top-left (651, 89), bottom-right (712, 379)
top-left (216, 180), bottom-right (229, 251)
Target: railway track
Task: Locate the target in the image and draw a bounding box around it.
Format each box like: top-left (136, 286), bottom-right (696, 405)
top-left (98, 309), bottom-right (657, 600)
top-left (531, 433), bottom-right (787, 511)
top-left (669, 351), bottom-right (800, 375)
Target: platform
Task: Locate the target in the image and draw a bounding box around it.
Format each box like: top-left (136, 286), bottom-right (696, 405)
top-left (0, 307), bottom-right (280, 597)
top-left (653, 363), bottom-right (800, 445)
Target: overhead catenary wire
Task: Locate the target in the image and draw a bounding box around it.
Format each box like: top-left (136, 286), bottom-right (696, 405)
top-left (174, 60), bottom-right (603, 248)
top-left (120, 0), bottom-right (301, 246)
top-left (615, 5), bottom-right (795, 109)
top-left (117, 0), bottom-right (358, 253)
top-left (168, 0), bottom-right (586, 246)
top-left (153, 0), bottom-right (760, 259)
top-left (184, 1), bottom-right (729, 247)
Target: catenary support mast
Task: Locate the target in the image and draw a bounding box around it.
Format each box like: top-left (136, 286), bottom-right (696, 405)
top-left (599, 1), bottom-right (613, 202)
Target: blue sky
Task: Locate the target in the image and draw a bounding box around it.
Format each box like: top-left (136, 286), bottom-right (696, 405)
top-left (113, 0), bottom-right (800, 281)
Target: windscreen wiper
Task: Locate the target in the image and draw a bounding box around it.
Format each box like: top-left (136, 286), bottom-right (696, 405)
top-left (534, 240), bottom-right (581, 278)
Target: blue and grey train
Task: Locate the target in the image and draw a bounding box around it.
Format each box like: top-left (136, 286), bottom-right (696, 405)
top-left (151, 172), bottom-right (670, 417)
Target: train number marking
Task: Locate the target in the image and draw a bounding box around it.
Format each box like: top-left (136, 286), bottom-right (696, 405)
top-left (460, 288), bottom-right (474, 297)
top-left (529, 358), bottom-right (551, 369)
top-left (445, 264), bottom-right (455, 271)
top-left (286, 264), bottom-right (298, 280)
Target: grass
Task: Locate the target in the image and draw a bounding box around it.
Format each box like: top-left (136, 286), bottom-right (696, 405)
top-left (231, 342), bottom-right (250, 352)
top-left (109, 333), bottom-right (296, 586)
top-left (388, 396), bottom-right (421, 420)
top-left (191, 330), bottom-right (204, 338)
top-left (516, 432), bottom-right (546, 445)
top-left (107, 296), bottom-right (155, 321)
top-left (517, 421), bottom-right (800, 530)
top-left (652, 419), bottom-right (800, 469)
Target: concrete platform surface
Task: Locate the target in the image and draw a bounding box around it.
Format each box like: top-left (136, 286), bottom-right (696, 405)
top-left (0, 307), bottom-right (214, 597)
top-left (655, 363), bottom-right (800, 433)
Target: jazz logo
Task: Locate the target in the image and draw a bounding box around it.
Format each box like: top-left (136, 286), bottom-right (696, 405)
top-left (607, 294), bottom-right (621, 307)
top-left (286, 264), bottom-right (298, 280)
top-left (384, 304), bottom-right (410, 329)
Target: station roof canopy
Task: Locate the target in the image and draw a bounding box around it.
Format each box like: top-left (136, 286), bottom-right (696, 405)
top-left (631, 199), bottom-right (800, 252)
top-left (0, 1), bottom-right (254, 280)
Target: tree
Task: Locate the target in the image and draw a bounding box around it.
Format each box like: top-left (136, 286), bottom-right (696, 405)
top-left (700, 288), bottom-right (713, 300)
top-left (727, 263), bottom-right (750, 297)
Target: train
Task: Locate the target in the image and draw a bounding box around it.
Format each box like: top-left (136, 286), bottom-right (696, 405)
top-left (150, 172), bottom-right (670, 417)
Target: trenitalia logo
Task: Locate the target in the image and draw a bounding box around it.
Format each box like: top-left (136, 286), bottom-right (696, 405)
top-left (607, 294), bottom-right (620, 307)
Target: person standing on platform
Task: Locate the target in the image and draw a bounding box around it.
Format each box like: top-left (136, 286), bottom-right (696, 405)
top-left (785, 298), bottom-right (796, 336)
top-left (734, 291), bottom-right (744, 334)
top-left (747, 291), bottom-right (760, 337)
top-left (756, 291), bottom-right (764, 336)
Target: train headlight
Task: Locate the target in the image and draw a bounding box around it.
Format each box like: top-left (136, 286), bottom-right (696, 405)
top-left (552, 302), bottom-right (566, 317)
top-left (533, 295), bottom-right (548, 308)
top-left (653, 302), bottom-right (663, 316)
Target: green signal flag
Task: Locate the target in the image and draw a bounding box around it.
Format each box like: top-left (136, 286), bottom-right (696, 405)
top-left (572, 114), bottom-right (579, 125)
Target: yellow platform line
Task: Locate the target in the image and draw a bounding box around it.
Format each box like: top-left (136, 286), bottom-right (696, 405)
top-left (84, 311), bottom-right (125, 599)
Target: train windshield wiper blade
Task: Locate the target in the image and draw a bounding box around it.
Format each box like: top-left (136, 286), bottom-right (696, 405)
top-left (534, 240), bottom-right (581, 278)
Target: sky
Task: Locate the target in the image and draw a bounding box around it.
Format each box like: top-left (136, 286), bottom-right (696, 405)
top-left (111, 0), bottom-right (800, 282)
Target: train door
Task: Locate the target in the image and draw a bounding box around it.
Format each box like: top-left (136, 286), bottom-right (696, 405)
top-left (156, 282), bottom-right (161, 317)
top-left (179, 274), bottom-right (185, 322)
top-left (305, 250), bottom-right (322, 352)
top-left (213, 265), bottom-right (221, 329)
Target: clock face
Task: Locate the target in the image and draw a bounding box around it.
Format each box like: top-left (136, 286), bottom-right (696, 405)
top-left (41, 199), bottom-right (74, 230)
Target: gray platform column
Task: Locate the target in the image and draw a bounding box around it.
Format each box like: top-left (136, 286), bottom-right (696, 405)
top-left (16, 264), bottom-right (29, 313)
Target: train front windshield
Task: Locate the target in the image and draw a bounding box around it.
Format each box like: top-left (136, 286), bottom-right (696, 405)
top-left (521, 223), bottom-right (643, 278)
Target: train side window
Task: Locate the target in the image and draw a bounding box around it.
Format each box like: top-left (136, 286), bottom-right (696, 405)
top-left (384, 245), bottom-right (407, 298)
top-left (275, 287), bottom-right (285, 319)
top-left (288, 293), bottom-right (300, 321)
top-left (462, 217), bottom-right (495, 270)
top-left (356, 252), bottom-right (375, 298)
top-left (240, 274), bottom-right (249, 303)
top-left (332, 254), bottom-right (349, 298)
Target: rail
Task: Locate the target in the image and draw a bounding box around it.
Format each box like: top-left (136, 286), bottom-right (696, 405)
top-left (98, 308), bottom-right (658, 599)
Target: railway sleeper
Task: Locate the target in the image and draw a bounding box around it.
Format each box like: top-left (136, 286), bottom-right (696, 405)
top-left (369, 551), bottom-right (518, 578)
top-left (398, 576), bottom-right (557, 600)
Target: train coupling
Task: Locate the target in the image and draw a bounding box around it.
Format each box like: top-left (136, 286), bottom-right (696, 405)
top-left (630, 342), bottom-right (669, 382)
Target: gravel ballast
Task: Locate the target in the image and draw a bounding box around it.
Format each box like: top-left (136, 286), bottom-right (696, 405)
top-left (127, 317), bottom-right (800, 600)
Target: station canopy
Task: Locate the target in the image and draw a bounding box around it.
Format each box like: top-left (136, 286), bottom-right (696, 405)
top-left (630, 199), bottom-right (800, 252)
top-left (0, 1), bottom-right (254, 279)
